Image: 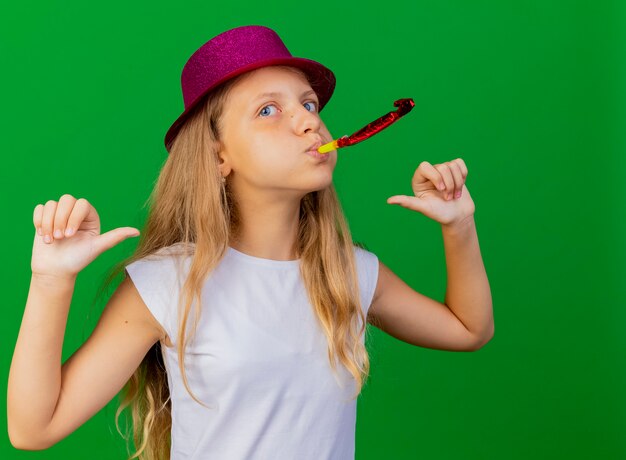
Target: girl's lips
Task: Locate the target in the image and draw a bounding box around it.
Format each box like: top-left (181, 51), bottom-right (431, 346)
top-left (305, 149), bottom-right (330, 161)
top-left (305, 140), bottom-right (323, 152)
top-left (304, 139), bottom-right (329, 160)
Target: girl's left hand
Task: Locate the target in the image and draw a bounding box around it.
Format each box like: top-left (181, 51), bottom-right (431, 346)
top-left (387, 158), bottom-right (476, 228)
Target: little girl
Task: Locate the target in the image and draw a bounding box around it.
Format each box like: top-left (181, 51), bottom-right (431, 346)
top-left (8, 25), bottom-right (493, 460)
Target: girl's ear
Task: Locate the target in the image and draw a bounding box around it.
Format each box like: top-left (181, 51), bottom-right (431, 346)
top-left (216, 143), bottom-right (232, 177)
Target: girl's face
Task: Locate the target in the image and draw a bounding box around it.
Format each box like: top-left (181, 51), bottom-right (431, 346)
top-left (217, 66), bottom-right (337, 199)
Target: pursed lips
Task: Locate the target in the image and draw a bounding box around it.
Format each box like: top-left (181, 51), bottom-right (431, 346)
top-left (305, 140), bottom-right (323, 153)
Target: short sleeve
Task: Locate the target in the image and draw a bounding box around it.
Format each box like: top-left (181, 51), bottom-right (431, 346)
top-left (354, 246), bottom-right (380, 317)
top-left (125, 249), bottom-right (189, 343)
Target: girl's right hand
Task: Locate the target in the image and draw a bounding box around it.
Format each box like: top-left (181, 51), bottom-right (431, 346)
top-left (32, 194), bottom-right (141, 279)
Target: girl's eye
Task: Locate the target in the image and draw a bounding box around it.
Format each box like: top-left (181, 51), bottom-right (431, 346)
top-left (304, 101), bottom-right (318, 112)
top-left (259, 104), bottom-right (278, 117)
top-left (258, 100), bottom-right (319, 117)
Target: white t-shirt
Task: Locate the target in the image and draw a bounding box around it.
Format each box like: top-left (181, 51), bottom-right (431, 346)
top-left (125, 244), bottom-right (379, 460)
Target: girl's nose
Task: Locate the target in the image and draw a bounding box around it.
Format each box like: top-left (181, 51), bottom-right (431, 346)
top-left (291, 104), bottom-right (321, 133)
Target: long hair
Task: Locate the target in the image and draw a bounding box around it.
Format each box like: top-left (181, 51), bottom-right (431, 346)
top-left (95, 65), bottom-right (372, 460)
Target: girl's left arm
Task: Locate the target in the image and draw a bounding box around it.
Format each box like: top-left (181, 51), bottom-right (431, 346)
top-left (440, 215), bottom-right (494, 343)
top-left (368, 158), bottom-right (493, 351)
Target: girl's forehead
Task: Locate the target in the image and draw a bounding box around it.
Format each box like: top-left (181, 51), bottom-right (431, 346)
top-left (232, 67), bottom-right (311, 99)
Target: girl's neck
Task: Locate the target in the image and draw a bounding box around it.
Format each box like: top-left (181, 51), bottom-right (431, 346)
top-left (229, 194), bottom-right (301, 261)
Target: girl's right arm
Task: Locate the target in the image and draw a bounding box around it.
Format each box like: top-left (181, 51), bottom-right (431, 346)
top-left (7, 195), bottom-right (165, 450)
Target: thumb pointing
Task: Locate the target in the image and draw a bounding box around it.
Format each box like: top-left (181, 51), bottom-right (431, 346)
top-left (96, 227), bottom-right (140, 253)
top-left (387, 195), bottom-right (428, 213)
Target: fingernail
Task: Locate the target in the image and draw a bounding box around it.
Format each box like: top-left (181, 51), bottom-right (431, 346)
top-left (54, 229), bottom-right (62, 238)
top-left (44, 234), bottom-right (51, 243)
top-left (65, 227), bottom-right (74, 236)
top-left (37, 227), bottom-right (42, 236)
top-left (455, 191), bottom-right (461, 198)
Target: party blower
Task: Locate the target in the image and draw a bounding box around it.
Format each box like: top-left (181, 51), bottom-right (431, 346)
top-left (317, 98), bottom-right (415, 154)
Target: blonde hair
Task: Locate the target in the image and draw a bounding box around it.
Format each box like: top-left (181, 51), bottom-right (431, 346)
top-left (95, 65), bottom-right (372, 460)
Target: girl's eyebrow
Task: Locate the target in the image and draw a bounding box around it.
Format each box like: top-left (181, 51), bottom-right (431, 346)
top-left (252, 89), bottom-right (317, 102)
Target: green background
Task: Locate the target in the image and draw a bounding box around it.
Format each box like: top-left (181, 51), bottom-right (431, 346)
top-left (2, 0), bottom-right (624, 458)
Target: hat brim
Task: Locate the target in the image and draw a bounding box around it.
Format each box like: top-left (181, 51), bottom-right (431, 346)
top-left (164, 57), bottom-right (336, 153)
